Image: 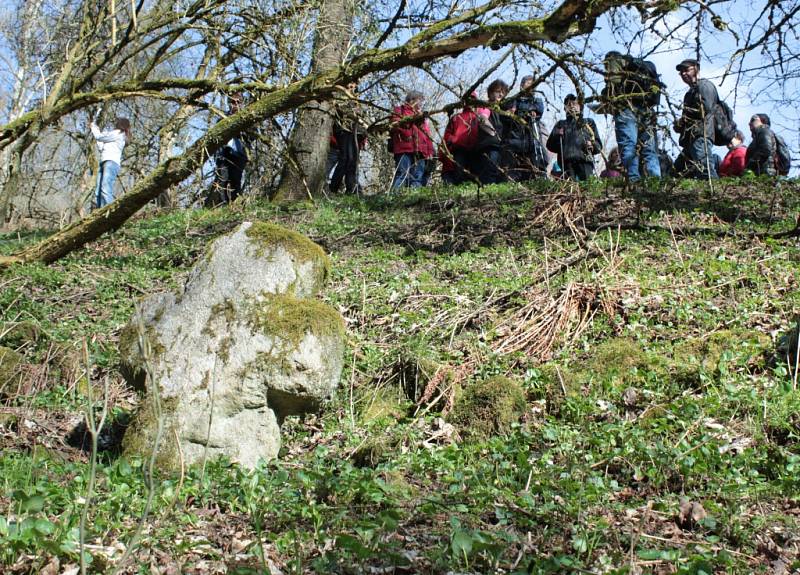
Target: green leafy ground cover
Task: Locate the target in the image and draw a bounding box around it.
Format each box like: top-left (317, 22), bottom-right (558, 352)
top-left (1, 178), bottom-right (799, 574)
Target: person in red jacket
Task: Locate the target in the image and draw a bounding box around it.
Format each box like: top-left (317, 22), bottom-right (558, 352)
top-left (390, 90), bottom-right (434, 189)
top-left (719, 130), bottom-right (747, 177)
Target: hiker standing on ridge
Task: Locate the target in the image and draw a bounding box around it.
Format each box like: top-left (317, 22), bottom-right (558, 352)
top-left (209, 92), bottom-right (249, 206)
top-left (745, 114), bottom-right (778, 176)
top-left (505, 75), bottom-right (549, 181)
top-left (390, 90), bottom-right (434, 189)
top-left (599, 51), bottom-right (662, 182)
top-left (547, 94), bottom-right (601, 181)
top-left (329, 82), bottom-right (367, 195)
top-left (673, 58), bottom-right (719, 179)
top-left (90, 114), bottom-right (130, 209)
top-left (475, 79), bottom-right (511, 184)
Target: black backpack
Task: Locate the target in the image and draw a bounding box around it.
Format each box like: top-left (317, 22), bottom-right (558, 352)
top-left (623, 56), bottom-right (664, 107)
top-left (712, 100), bottom-right (737, 146)
top-left (774, 134), bottom-right (792, 176)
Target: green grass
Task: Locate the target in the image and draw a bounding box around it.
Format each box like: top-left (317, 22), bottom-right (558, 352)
top-left (1, 178), bottom-right (799, 573)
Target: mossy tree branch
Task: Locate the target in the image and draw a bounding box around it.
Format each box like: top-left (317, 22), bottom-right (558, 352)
top-left (5, 0), bottom-right (683, 265)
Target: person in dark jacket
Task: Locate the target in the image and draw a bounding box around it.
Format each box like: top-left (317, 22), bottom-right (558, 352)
top-left (390, 90), bottom-right (435, 189)
top-left (719, 130), bottom-right (747, 177)
top-left (207, 92), bottom-right (249, 206)
top-left (673, 59), bottom-right (718, 179)
top-left (546, 94), bottom-right (601, 181)
top-left (600, 52), bottom-right (662, 182)
top-left (504, 75), bottom-right (549, 181)
top-left (745, 114), bottom-right (777, 176)
top-left (329, 82), bottom-right (367, 194)
top-left (475, 79), bottom-right (511, 184)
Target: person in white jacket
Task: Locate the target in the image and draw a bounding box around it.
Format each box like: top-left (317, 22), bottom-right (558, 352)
top-left (90, 116), bottom-right (130, 208)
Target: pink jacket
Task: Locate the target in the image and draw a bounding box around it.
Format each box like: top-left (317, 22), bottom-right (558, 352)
top-left (390, 104), bottom-right (434, 158)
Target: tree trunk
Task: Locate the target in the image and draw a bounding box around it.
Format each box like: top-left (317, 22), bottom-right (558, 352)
top-left (273, 0), bottom-right (354, 203)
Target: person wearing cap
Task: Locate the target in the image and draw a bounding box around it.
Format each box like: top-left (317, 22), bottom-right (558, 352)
top-left (745, 114), bottom-right (777, 176)
top-left (546, 94), bottom-right (601, 181)
top-left (600, 51), bottom-right (662, 182)
top-left (504, 75), bottom-right (549, 181)
top-left (673, 58), bottom-right (719, 179)
top-left (390, 90), bottom-right (435, 189)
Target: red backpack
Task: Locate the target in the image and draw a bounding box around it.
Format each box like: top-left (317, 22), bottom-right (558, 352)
top-left (444, 109), bottom-right (479, 151)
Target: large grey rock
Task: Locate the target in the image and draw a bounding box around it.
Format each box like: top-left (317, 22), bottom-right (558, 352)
top-left (120, 222), bottom-right (345, 471)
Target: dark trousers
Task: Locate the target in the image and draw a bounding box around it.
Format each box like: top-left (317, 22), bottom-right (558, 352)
top-left (683, 137), bottom-right (719, 179)
top-left (209, 148), bottom-right (247, 205)
top-left (477, 148), bottom-right (506, 184)
top-left (563, 160), bottom-right (595, 181)
top-left (330, 129), bottom-right (360, 194)
top-left (443, 148), bottom-right (478, 185)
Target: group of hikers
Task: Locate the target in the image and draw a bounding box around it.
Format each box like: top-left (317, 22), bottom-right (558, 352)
top-left (88, 53), bottom-right (792, 209)
top-left (378, 54), bottom-right (792, 191)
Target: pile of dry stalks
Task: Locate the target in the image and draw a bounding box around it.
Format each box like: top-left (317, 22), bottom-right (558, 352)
top-left (416, 281), bottom-right (636, 415)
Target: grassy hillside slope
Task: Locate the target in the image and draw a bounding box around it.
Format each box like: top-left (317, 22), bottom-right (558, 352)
top-left (1, 178), bottom-right (799, 574)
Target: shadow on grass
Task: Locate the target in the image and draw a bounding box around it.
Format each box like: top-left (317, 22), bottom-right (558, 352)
top-left (321, 177), bottom-right (800, 255)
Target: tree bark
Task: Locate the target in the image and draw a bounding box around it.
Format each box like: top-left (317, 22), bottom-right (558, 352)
top-left (273, 0), bottom-right (355, 203)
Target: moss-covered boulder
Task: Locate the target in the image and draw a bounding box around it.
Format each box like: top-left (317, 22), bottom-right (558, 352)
top-left (0, 346), bottom-right (24, 397)
top-left (449, 376), bottom-right (527, 439)
top-left (119, 222), bottom-right (345, 472)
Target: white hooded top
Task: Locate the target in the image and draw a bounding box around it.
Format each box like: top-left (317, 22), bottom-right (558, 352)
top-left (91, 122), bottom-right (127, 165)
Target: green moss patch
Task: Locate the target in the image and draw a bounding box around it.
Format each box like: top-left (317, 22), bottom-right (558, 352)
top-left (247, 293), bottom-right (345, 349)
top-left (672, 329), bottom-right (771, 387)
top-left (122, 396), bottom-right (181, 474)
top-left (360, 388), bottom-right (409, 425)
top-left (245, 222), bottom-right (331, 281)
top-left (0, 345), bottom-right (24, 396)
top-left (450, 375), bottom-right (527, 439)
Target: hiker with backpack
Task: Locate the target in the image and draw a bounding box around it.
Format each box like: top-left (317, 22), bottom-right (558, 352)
top-left (719, 130), bottom-right (747, 177)
top-left (546, 94), bottom-right (601, 181)
top-left (504, 75), bottom-right (549, 181)
top-left (390, 90), bottom-right (435, 189)
top-left (475, 79), bottom-right (512, 184)
top-left (673, 58), bottom-right (720, 179)
top-left (745, 114), bottom-right (778, 176)
top-left (439, 93), bottom-right (482, 185)
top-left (599, 51), bottom-right (662, 181)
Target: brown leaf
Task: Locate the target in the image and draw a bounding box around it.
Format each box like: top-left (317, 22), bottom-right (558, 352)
top-left (39, 557), bottom-right (59, 575)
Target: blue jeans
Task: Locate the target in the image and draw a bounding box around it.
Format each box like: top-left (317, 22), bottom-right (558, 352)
top-left (614, 107), bottom-right (660, 181)
top-left (684, 137), bottom-right (718, 179)
top-left (95, 160), bottom-right (120, 208)
top-left (392, 153), bottom-right (426, 189)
